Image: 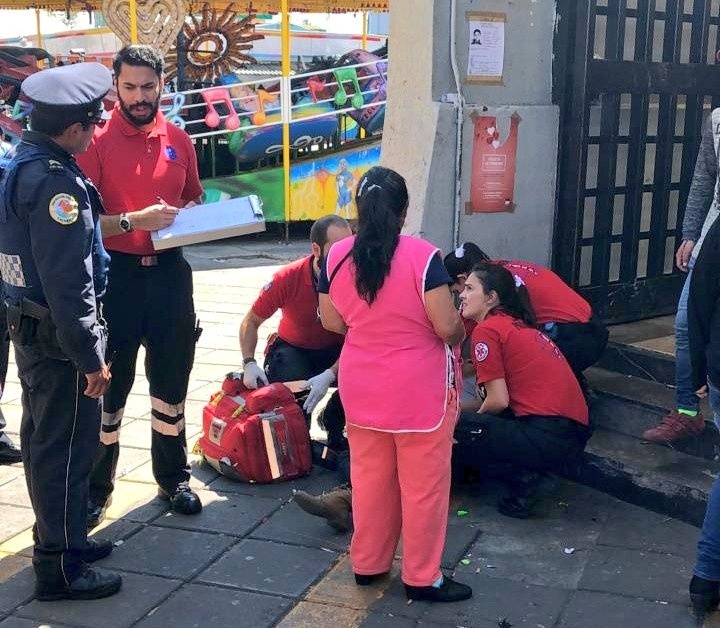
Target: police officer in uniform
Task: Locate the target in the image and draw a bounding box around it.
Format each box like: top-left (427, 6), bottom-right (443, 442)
top-left (0, 63), bottom-right (122, 600)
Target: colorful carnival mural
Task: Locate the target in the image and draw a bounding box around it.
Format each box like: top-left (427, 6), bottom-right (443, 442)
top-left (202, 143), bottom-right (381, 222)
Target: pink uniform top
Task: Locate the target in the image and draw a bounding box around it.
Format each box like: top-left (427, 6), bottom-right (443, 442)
top-left (326, 235), bottom-right (459, 433)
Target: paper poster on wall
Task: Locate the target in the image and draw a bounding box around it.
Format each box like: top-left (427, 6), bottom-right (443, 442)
top-left (467, 112), bottom-right (521, 213)
top-left (466, 11), bottom-right (506, 84)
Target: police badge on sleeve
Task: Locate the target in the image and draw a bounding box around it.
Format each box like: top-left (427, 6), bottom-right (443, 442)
top-left (48, 193), bottom-right (79, 225)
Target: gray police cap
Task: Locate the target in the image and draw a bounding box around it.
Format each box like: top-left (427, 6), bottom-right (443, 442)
top-left (21, 62), bottom-right (112, 108)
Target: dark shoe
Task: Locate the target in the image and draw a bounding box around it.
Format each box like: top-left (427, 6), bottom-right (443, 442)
top-left (158, 482), bottom-right (202, 515)
top-left (310, 440), bottom-right (339, 471)
top-left (355, 572), bottom-right (389, 586)
top-left (35, 564), bottom-right (122, 601)
top-left (87, 497), bottom-right (111, 530)
top-left (405, 576), bottom-right (472, 603)
top-left (0, 434), bottom-right (21, 465)
top-left (498, 471), bottom-right (546, 519)
top-left (498, 495), bottom-right (534, 519)
top-left (690, 575), bottom-right (720, 619)
top-left (294, 486), bottom-right (352, 532)
top-left (79, 538), bottom-right (113, 563)
top-left (642, 410), bottom-right (705, 443)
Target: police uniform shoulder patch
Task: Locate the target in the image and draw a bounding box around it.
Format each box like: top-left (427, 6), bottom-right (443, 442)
top-left (46, 159), bottom-right (66, 174)
top-left (474, 342), bottom-right (489, 362)
top-left (49, 193), bottom-right (79, 225)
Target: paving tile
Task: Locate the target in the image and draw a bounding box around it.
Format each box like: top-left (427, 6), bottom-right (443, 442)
top-left (0, 465), bottom-right (24, 489)
top-left (557, 590), bottom-right (696, 628)
top-left (579, 545), bottom-right (692, 604)
top-left (366, 578), bottom-right (426, 621)
top-left (0, 507), bottom-right (34, 546)
top-left (103, 482), bottom-right (167, 524)
top-left (275, 601), bottom-right (362, 628)
top-left (596, 500), bottom-right (699, 558)
top-left (250, 500), bottom-right (351, 553)
top-left (0, 478), bottom-right (32, 509)
top-left (360, 613), bottom-right (418, 628)
top-left (207, 466), bottom-right (342, 500)
top-left (454, 504), bottom-right (600, 589)
top-left (120, 457), bottom-right (218, 491)
top-left (197, 538), bottom-right (338, 597)
top-left (134, 583), bottom-right (293, 628)
top-left (0, 617), bottom-right (76, 628)
top-left (113, 448), bottom-right (152, 481)
top-left (442, 522), bottom-right (481, 570)
top-left (0, 405), bottom-right (22, 436)
top-left (152, 489), bottom-right (280, 536)
top-left (306, 555), bottom-right (397, 610)
top-left (419, 572), bottom-right (570, 628)
top-left (112, 420), bottom-right (151, 451)
top-left (0, 554), bottom-right (34, 616)
top-left (0, 529), bottom-right (33, 558)
top-left (104, 527), bottom-right (234, 579)
top-left (16, 572), bottom-right (181, 628)
top-left (88, 519), bottom-right (142, 545)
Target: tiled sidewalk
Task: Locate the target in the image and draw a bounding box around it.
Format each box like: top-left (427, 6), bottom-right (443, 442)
top-left (0, 248), bottom-right (709, 628)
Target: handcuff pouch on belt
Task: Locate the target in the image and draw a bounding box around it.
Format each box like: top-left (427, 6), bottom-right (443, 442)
top-left (7, 298), bottom-right (66, 360)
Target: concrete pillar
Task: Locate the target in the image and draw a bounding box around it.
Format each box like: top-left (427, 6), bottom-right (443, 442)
top-left (382, 0), bottom-right (559, 265)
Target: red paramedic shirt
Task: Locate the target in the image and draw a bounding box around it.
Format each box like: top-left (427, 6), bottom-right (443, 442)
top-left (252, 256), bottom-right (344, 350)
top-left (77, 104), bottom-right (203, 255)
top-left (500, 260), bottom-right (592, 324)
top-left (471, 311), bottom-right (588, 425)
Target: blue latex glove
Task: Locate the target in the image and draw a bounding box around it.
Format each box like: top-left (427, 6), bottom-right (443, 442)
top-left (303, 368), bottom-right (336, 413)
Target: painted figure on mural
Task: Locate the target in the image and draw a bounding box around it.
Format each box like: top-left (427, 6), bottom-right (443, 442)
top-left (335, 158), bottom-right (355, 218)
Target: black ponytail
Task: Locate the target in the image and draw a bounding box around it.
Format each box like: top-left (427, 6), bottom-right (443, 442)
top-left (443, 242), bottom-right (491, 283)
top-left (352, 166), bottom-right (409, 304)
top-left (471, 262), bottom-right (536, 327)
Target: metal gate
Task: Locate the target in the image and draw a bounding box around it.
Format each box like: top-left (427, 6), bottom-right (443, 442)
top-left (554, 0), bottom-right (720, 323)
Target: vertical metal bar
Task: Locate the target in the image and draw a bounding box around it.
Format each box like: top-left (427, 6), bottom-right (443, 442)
top-left (129, 0), bottom-right (138, 44)
top-left (553, 0), bottom-right (595, 285)
top-left (647, 0), bottom-right (680, 277)
top-left (281, 0), bottom-right (291, 241)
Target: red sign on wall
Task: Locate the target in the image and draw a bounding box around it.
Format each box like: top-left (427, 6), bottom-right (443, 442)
top-left (467, 111), bottom-right (521, 213)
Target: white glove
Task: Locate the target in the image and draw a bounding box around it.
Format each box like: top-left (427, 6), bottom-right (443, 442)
top-left (302, 368), bottom-right (336, 413)
top-left (243, 361), bottom-right (269, 389)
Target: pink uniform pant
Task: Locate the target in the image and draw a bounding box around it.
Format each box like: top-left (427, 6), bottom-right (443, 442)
top-left (347, 389), bottom-right (458, 587)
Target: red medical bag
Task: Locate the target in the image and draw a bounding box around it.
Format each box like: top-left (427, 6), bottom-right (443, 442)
top-left (198, 373), bottom-right (312, 483)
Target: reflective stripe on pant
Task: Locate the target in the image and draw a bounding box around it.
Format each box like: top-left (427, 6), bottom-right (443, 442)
top-left (13, 338), bottom-right (101, 579)
top-left (347, 388), bottom-right (458, 587)
top-left (89, 252), bottom-right (197, 501)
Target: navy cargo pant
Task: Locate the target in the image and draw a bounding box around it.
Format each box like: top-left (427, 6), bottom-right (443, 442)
top-left (11, 315), bottom-right (102, 580)
top-left (89, 250), bottom-right (199, 503)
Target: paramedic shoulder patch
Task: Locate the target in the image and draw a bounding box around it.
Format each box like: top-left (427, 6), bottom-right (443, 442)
top-left (48, 193), bottom-right (79, 225)
top-left (474, 342), bottom-right (489, 363)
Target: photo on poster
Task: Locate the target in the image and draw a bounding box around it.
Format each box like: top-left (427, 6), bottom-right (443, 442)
top-left (466, 11), bottom-right (506, 84)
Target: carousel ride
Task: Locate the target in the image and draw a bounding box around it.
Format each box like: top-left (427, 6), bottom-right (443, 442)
top-left (0, 0), bottom-right (389, 222)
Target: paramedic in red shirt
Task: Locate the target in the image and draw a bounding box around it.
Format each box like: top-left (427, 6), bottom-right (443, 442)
top-left (77, 45), bottom-right (204, 528)
top-left (455, 263), bottom-right (590, 519)
top-left (444, 243), bottom-right (608, 381)
top-left (240, 215), bottom-right (352, 435)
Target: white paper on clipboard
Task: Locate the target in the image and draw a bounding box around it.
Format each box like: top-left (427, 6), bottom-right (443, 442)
top-left (151, 194), bottom-right (266, 250)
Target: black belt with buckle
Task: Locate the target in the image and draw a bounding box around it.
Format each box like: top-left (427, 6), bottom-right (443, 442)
top-left (110, 249), bottom-right (183, 268)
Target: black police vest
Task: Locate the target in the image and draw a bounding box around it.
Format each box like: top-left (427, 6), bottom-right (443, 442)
top-left (0, 141), bottom-right (110, 306)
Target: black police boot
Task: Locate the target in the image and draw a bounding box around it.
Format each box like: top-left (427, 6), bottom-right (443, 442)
top-left (498, 471), bottom-right (547, 519)
top-left (158, 481), bottom-right (202, 515)
top-left (34, 557), bottom-right (122, 601)
top-left (79, 537), bottom-right (114, 563)
top-left (87, 496), bottom-right (111, 530)
top-left (404, 576), bottom-right (473, 603)
top-left (0, 433), bottom-right (22, 465)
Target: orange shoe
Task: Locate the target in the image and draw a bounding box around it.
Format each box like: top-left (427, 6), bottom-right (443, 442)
top-left (642, 410), bottom-right (705, 443)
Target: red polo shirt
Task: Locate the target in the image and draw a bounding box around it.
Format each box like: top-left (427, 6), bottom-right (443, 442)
top-left (252, 256), bottom-right (344, 350)
top-left (77, 104), bottom-right (203, 255)
top-left (500, 260), bottom-right (592, 324)
top-left (471, 311), bottom-right (588, 425)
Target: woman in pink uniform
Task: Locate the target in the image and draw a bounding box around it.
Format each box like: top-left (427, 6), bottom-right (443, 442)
top-left (317, 166), bottom-right (471, 603)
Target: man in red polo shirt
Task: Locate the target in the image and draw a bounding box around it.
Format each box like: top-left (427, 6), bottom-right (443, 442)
top-left (240, 215), bottom-right (351, 432)
top-left (77, 45), bottom-right (204, 528)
